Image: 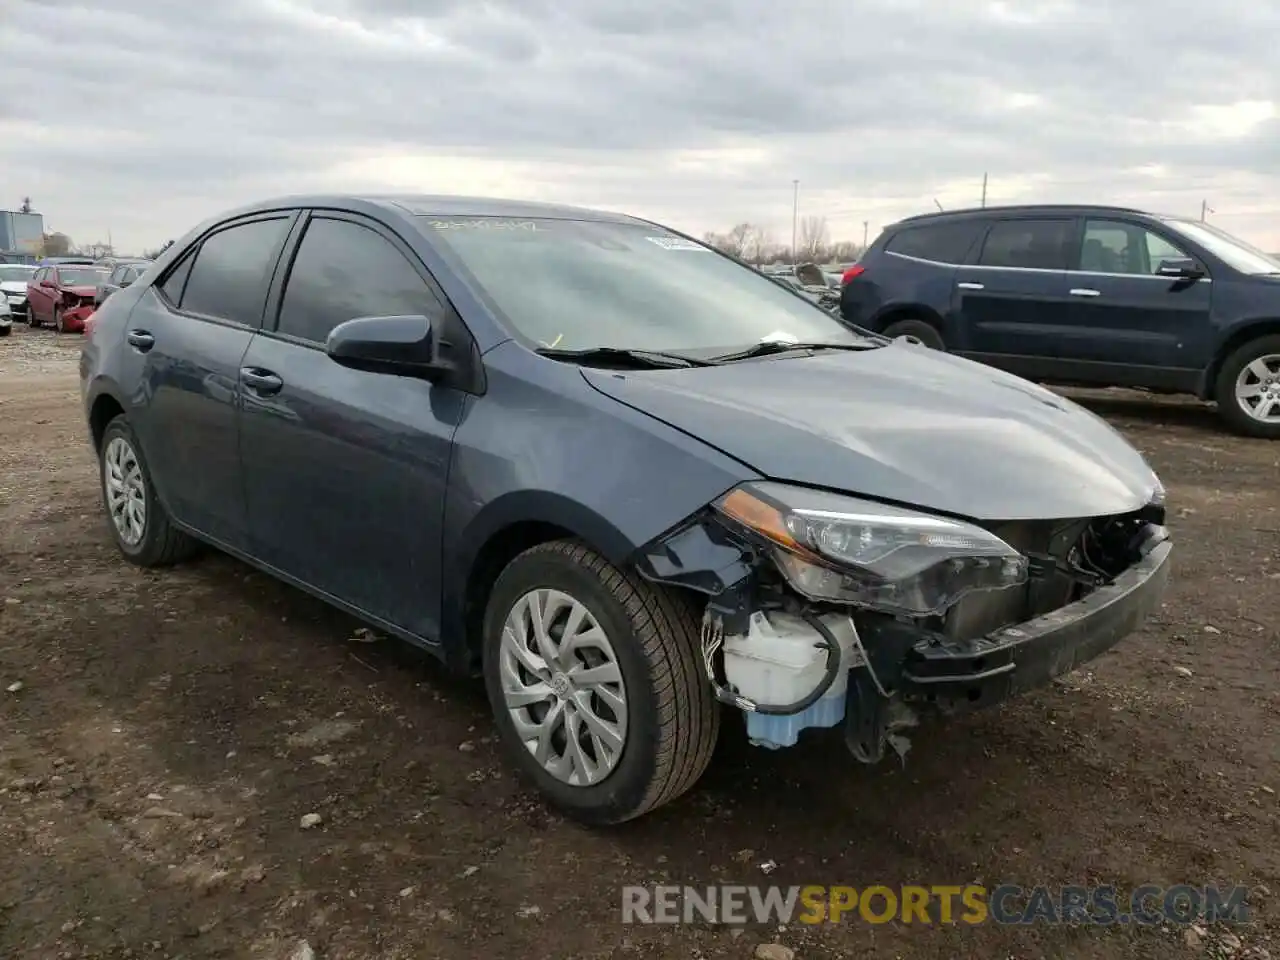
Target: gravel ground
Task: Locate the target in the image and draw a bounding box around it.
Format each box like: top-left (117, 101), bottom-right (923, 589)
top-left (2, 322), bottom-right (1278, 960)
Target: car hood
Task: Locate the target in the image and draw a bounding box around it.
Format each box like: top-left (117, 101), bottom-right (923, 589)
top-left (580, 341), bottom-right (1160, 521)
top-left (0, 281), bottom-right (27, 295)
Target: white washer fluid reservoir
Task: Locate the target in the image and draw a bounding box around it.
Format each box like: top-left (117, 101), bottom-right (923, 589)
top-left (721, 609), bottom-right (863, 749)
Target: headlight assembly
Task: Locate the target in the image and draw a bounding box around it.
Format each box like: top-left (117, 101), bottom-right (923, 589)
top-left (714, 481), bottom-right (1028, 617)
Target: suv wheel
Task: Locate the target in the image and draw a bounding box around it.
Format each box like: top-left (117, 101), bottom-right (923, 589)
top-left (1215, 335), bottom-right (1280, 438)
top-left (99, 416), bottom-right (198, 566)
top-left (482, 540), bottom-right (719, 824)
top-left (882, 318), bottom-right (945, 350)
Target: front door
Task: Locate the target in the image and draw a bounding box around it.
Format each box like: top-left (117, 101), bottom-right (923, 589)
top-left (953, 217), bottom-right (1079, 373)
top-left (238, 213), bottom-right (467, 641)
top-left (1058, 218), bottom-right (1213, 389)
top-left (29, 268), bottom-right (52, 322)
top-left (125, 213), bottom-right (296, 547)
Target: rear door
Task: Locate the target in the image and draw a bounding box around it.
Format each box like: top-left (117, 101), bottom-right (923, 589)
top-left (125, 213), bottom-right (298, 547)
top-left (954, 217), bottom-right (1079, 370)
top-left (238, 211), bottom-right (469, 639)
top-left (1058, 217), bottom-right (1213, 389)
top-left (854, 220), bottom-right (983, 339)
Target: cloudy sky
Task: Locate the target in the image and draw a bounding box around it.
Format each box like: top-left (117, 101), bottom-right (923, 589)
top-left (3, 0), bottom-right (1278, 255)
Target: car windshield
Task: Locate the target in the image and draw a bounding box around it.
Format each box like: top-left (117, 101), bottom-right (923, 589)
top-left (1162, 219), bottom-right (1280, 275)
top-left (0, 265), bottom-right (34, 282)
top-left (417, 216), bottom-right (865, 356)
top-left (58, 268), bottom-right (107, 286)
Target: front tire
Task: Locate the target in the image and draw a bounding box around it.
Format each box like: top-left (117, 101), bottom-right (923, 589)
top-left (99, 416), bottom-right (198, 566)
top-left (1215, 335), bottom-right (1280, 439)
top-left (482, 540), bottom-right (719, 824)
top-left (53, 307), bottom-right (64, 333)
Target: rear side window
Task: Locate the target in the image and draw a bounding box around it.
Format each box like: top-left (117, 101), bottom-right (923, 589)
top-left (178, 217), bottom-right (290, 325)
top-left (978, 219), bottom-right (1074, 270)
top-left (275, 217), bottom-right (444, 345)
top-left (885, 221), bottom-right (982, 264)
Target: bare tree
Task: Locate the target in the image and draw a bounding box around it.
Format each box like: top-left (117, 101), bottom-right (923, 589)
top-left (829, 239), bottom-right (863, 262)
top-left (80, 240), bottom-right (114, 259)
top-left (42, 232), bottom-right (72, 257)
top-left (743, 225), bottom-right (773, 264)
top-left (798, 215), bottom-right (830, 262)
top-left (142, 239), bottom-right (175, 259)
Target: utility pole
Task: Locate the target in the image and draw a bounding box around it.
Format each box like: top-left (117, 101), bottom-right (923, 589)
top-left (791, 179), bottom-right (799, 266)
top-left (981, 172), bottom-right (988, 208)
top-left (862, 221), bottom-right (869, 250)
top-left (1200, 200), bottom-right (1213, 221)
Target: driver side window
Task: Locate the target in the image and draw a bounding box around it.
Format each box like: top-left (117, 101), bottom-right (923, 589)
top-left (275, 217), bottom-right (445, 345)
top-left (1080, 220), bottom-right (1192, 276)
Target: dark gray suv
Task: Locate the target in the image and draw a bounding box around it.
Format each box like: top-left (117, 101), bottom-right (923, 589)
top-left (841, 204), bottom-right (1280, 437)
top-left (81, 195), bottom-right (1172, 823)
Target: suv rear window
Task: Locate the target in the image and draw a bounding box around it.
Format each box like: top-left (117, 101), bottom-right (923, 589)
top-left (885, 221), bottom-right (982, 264)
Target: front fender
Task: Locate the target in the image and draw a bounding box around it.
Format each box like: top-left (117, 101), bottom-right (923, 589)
top-left (437, 340), bottom-right (759, 670)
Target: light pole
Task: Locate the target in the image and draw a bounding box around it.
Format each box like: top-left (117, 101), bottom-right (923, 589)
top-left (791, 179), bottom-right (799, 265)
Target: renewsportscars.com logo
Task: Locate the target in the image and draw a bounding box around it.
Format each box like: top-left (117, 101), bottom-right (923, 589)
top-left (620, 884), bottom-right (1251, 926)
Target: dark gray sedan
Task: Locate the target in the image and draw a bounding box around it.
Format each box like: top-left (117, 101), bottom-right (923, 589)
top-left (80, 195), bottom-right (1172, 823)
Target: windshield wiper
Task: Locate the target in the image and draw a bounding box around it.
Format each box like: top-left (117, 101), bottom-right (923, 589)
top-left (707, 339), bottom-right (880, 363)
top-left (535, 346), bottom-right (717, 368)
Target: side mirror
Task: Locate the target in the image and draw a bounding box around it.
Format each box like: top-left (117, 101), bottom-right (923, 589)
top-left (326, 314), bottom-right (452, 380)
top-left (1156, 257), bottom-right (1205, 280)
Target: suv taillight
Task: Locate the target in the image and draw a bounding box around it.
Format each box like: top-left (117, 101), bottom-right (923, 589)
top-left (840, 264), bottom-right (865, 285)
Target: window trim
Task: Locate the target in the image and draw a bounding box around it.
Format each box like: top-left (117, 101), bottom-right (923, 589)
top-left (153, 211), bottom-right (301, 330)
top-left (261, 209), bottom-right (471, 354)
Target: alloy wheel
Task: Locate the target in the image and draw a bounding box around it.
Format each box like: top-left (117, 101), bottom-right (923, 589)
top-left (1234, 354), bottom-right (1280, 423)
top-left (498, 588), bottom-right (628, 787)
top-left (103, 436), bottom-right (147, 546)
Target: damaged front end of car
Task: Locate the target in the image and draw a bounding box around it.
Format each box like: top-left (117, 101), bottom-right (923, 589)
top-left (635, 480), bottom-right (1172, 765)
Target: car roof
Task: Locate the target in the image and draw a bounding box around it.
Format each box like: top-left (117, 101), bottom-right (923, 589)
top-left (891, 203), bottom-right (1178, 228)
top-left (212, 193), bottom-right (650, 226)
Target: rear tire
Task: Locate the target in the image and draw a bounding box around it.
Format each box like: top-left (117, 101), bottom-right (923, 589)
top-left (0, 325), bottom-right (10, 337)
top-left (882, 317), bottom-right (945, 350)
top-left (53, 307), bottom-right (64, 334)
top-left (99, 416), bottom-right (199, 566)
top-left (482, 540), bottom-right (719, 825)
top-left (1214, 335), bottom-right (1280, 439)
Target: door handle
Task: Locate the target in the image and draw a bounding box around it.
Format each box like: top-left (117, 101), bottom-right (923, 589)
top-left (126, 329), bottom-right (155, 352)
top-left (240, 367), bottom-right (284, 396)
top-left (241, 368), bottom-right (284, 395)
top-left (1069, 288), bottom-right (1101, 297)
top-left (957, 281), bottom-right (985, 290)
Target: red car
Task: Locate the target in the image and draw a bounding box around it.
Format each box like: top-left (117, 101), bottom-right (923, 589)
top-left (27, 263), bottom-right (109, 333)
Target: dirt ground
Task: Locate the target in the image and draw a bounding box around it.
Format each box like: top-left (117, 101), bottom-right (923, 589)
top-left (1, 322), bottom-right (1278, 960)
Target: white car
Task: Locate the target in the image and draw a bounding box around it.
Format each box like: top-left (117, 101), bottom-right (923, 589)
top-left (0, 297), bottom-right (11, 337)
top-left (0, 263), bottom-right (35, 322)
